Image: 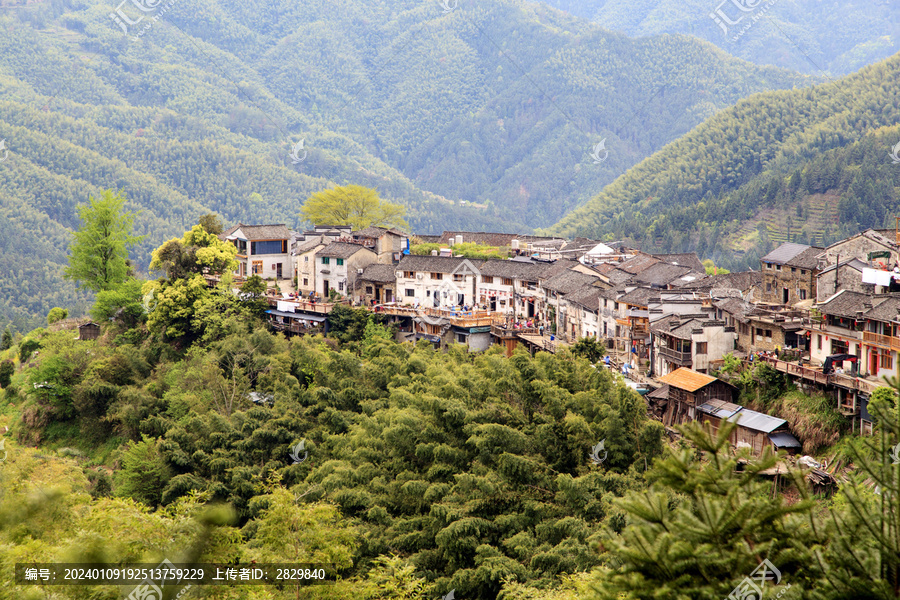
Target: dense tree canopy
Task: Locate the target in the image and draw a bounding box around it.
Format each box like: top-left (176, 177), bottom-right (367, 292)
top-left (301, 185), bottom-right (409, 231)
top-left (63, 189), bottom-right (144, 293)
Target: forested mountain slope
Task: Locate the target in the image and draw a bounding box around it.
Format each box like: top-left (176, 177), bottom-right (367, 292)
top-left (0, 0), bottom-right (812, 329)
top-left (550, 52), bottom-right (900, 269)
top-left (538, 0), bottom-right (900, 76)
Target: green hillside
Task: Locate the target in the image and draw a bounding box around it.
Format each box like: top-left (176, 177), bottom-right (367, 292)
top-left (538, 0), bottom-right (900, 76)
top-left (0, 0), bottom-right (812, 329)
top-left (550, 52), bottom-right (900, 268)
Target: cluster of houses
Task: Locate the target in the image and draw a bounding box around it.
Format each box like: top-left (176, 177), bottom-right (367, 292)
top-left (216, 222), bottom-right (900, 449)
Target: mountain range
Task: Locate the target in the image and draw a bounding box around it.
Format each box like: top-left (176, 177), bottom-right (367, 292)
top-left (550, 52), bottom-right (900, 269)
top-left (0, 0), bottom-right (817, 329)
top-left (538, 0), bottom-right (900, 76)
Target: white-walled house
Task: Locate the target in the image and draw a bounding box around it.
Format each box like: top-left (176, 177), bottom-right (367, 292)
top-left (314, 242), bottom-right (378, 300)
top-left (477, 260), bottom-right (553, 318)
top-left (395, 256), bottom-right (484, 308)
top-left (293, 235), bottom-right (328, 295)
top-left (221, 223), bottom-right (292, 280)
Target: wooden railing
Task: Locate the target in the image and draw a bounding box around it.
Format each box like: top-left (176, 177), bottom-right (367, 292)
top-left (658, 346), bottom-right (692, 366)
top-left (863, 331), bottom-right (893, 348)
top-left (761, 356), bottom-right (886, 393)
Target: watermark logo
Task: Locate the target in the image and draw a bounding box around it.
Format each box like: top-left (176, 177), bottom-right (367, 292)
top-left (710, 0), bottom-right (777, 42)
top-left (141, 289), bottom-right (156, 314)
top-left (440, 0), bottom-right (458, 14)
top-left (0, 139), bottom-right (8, 162)
top-left (125, 558), bottom-right (192, 600)
top-left (726, 559), bottom-right (787, 600)
top-left (890, 141), bottom-right (900, 165)
top-left (290, 139), bottom-right (307, 164)
top-left (109, 0), bottom-right (178, 41)
top-left (889, 441), bottom-right (900, 465)
top-left (590, 139), bottom-right (608, 164)
top-left (416, 259), bottom-right (480, 326)
top-left (442, 590), bottom-right (456, 600)
top-left (289, 440), bottom-right (308, 464)
top-left (590, 439), bottom-right (607, 465)
top-left (110, 0), bottom-right (159, 33)
top-left (0, 439), bottom-right (7, 462)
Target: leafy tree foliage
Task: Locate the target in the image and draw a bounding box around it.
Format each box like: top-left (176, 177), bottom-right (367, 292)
top-left (63, 190), bottom-right (144, 292)
top-left (0, 360), bottom-right (13, 388)
top-left (46, 307), bottom-right (68, 325)
top-left (301, 185), bottom-right (409, 231)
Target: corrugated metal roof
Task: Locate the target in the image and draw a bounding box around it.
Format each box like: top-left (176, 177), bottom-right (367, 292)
top-left (658, 367), bottom-right (718, 392)
top-left (768, 432), bottom-right (801, 448)
top-left (727, 408), bottom-right (786, 433)
top-left (698, 399), bottom-right (743, 418)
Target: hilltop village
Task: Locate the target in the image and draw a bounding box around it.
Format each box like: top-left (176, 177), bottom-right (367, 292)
top-left (211, 223), bottom-right (900, 453)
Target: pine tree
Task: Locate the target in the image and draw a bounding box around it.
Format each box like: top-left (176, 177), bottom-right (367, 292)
top-left (588, 420), bottom-right (815, 599)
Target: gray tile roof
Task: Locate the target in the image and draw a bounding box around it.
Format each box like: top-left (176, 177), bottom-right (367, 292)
top-left (565, 285), bottom-right (603, 310)
top-left (618, 254), bottom-right (660, 274)
top-left (353, 226), bottom-right (406, 238)
top-left (633, 262), bottom-right (697, 287)
top-left (816, 289), bottom-right (872, 319)
top-left (293, 235), bottom-right (327, 254)
top-left (397, 255), bottom-right (485, 274)
top-left (478, 259), bottom-right (554, 280)
top-left (359, 263), bottom-right (397, 284)
top-left (222, 223), bottom-right (292, 241)
top-left (681, 271), bottom-right (761, 292)
top-left (818, 258), bottom-right (867, 275)
top-left (618, 286), bottom-right (659, 307)
top-left (785, 247), bottom-right (823, 270)
top-left (862, 296), bottom-right (900, 323)
top-left (714, 298), bottom-right (755, 324)
top-left (607, 269), bottom-right (635, 285)
top-left (542, 269), bottom-right (601, 294)
top-left (761, 243), bottom-right (823, 268)
top-left (316, 242), bottom-right (375, 259)
top-left (653, 252), bottom-right (704, 272)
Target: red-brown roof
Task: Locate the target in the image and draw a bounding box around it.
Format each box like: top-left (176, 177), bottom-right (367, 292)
top-left (658, 367), bottom-right (719, 392)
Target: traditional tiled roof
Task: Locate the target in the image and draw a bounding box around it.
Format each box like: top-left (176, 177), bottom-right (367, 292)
top-left (542, 269), bottom-right (601, 294)
top-left (316, 242), bottom-right (375, 259)
top-left (818, 258), bottom-right (867, 275)
top-left (761, 243), bottom-right (823, 268)
top-left (607, 269), bottom-right (635, 285)
top-left (222, 223), bottom-right (291, 241)
top-left (785, 247), bottom-right (823, 270)
top-left (816, 289), bottom-right (872, 319)
top-left (617, 287), bottom-right (659, 308)
top-left (293, 235), bottom-right (327, 254)
top-left (538, 260), bottom-right (581, 281)
top-left (359, 263), bottom-right (397, 284)
top-left (353, 226), bottom-right (406, 238)
top-left (617, 254), bottom-right (660, 274)
top-left (653, 252), bottom-right (704, 272)
top-left (565, 285), bottom-right (603, 310)
top-left (633, 262), bottom-right (696, 287)
top-left (397, 255), bottom-right (485, 274)
top-left (714, 298), bottom-right (755, 324)
top-left (681, 271), bottom-right (761, 292)
top-left (478, 259), bottom-right (554, 280)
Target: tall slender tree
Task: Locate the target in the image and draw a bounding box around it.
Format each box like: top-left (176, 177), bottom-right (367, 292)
top-left (64, 190), bottom-right (144, 292)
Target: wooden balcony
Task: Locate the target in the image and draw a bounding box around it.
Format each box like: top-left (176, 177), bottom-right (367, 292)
top-left (761, 356), bottom-right (887, 393)
top-left (862, 331), bottom-right (900, 352)
top-left (658, 346), bottom-right (692, 366)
